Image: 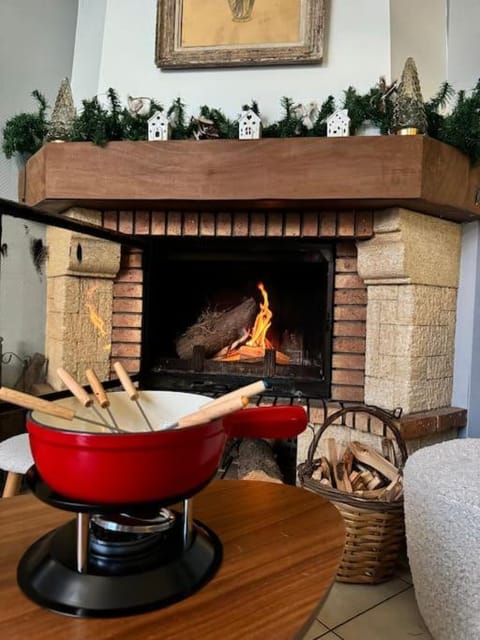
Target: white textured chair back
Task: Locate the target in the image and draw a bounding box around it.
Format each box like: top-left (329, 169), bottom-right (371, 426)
top-left (0, 434), bottom-right (34, 497)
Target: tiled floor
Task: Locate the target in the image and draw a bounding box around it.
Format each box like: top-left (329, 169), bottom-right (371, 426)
top-left (301, 565), bottom-right (433, 640)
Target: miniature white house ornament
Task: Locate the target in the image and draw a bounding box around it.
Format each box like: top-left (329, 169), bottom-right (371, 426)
top-left (326, 109), bottom-right (351, 137)
top-left (148, 111), bottom-right (170, 141)
top-left (238, 109), bottom-right (261, 140)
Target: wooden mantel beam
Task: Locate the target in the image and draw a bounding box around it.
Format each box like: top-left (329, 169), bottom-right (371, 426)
top-left (19, 136), bottom-right (480, 221)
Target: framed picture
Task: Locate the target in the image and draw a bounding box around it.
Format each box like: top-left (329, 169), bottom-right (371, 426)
top-left (156, 0), bottom-right (326, 69)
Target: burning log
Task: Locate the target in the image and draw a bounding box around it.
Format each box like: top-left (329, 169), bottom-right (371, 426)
top-left (212, 344), bottom-right (291, 365)
top-left (176, 298), bottom-right (257, 359)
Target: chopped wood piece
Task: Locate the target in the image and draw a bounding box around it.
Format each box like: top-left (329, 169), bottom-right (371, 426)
top-left (353, 487), bottom-right (389, 499)
top-left (312, 465), bottom-right (323, 481)
top-left (382, 437), bottom-right (397, 466)
top-left (349, 470), bottom-right (365, 491)
top-left (359, 470), bottom-right (383, 490)
top-left (343, 447), bottom-right (354, 476)
top-left (316, 436), bottom-right (403, 500)
top-left (336, 462), bottom-right (352, 492)
top-left (327, 438), bottom-right (343, 488)
top-left (320, 457), bottom-right (332, 484)
top-left (350, 441), bottom-right (399, 481)
top-left (384, 474), bottom-right (404, 501)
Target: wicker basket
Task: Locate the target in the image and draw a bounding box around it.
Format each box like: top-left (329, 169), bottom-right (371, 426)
top-left (298, 405), bottom-right (408, 585)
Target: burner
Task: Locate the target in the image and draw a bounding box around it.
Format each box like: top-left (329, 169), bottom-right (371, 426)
top-left (92, 509), bottom-right (176, 534)
top-left (17, 470), bottom-right (223, 617)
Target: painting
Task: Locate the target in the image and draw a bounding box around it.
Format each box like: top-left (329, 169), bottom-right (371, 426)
top-left (156, 0), bottom-right (326, 69)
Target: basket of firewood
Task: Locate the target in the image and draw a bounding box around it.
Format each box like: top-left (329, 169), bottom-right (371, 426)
top-left (297, 404), bottom-right (408, 585)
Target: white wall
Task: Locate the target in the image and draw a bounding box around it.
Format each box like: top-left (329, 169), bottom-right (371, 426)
top-left (452, 223), bottom-right (480, 436)
top-left (73, 0), bottom-right (392, 122)
top-left (390, 0), bottom-right (447, 99)
top-left (448, 0), bottom-right (480, 435)
top-left (0, 0), bottom-right (78, 386)
top-left (71, 0), bottom-right (107, 103)
top-left (447, 0), bottom-right (480, 91)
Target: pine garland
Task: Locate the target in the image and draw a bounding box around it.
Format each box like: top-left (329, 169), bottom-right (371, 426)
top-left (437, 80), bottom-right (480, 165)
top-left (2, 82), bottom-right (480, 164)
top-left (2, 90), bottom-right (49, 158)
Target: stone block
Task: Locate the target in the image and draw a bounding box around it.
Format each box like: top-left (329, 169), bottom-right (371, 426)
top-left (367, 285), bottom-right (399, 301)
top-left (365, 376), bottom-right (395, 409)
top-left (46, 227), bottom-right (121, 278)
top-left (360, 208), bottom-right (461, 287)
top-left (379, 324), bottom-right (412, 357)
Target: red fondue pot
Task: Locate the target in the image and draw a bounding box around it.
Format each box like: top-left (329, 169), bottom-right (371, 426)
top-left (26, 390), bottom-right (308, 504)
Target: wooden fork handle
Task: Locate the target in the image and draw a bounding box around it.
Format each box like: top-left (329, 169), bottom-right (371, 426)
top-left (113, 361), bottom-right (139, 401)
top-left (0, 386), bottom-right (75, 421)
top-left (85, 369), bottom-right (109, 408)
top-left (57, 367), bottom-right (92, 407)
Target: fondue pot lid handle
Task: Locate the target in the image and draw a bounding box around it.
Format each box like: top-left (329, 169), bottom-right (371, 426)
top-left (223, 405), bottom-right (308, 439)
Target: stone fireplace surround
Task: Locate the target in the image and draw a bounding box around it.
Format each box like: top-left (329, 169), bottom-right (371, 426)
top-left (23, 136), bottom-right (476, 459)
top-left (44, 205), bottom-right (466, 458)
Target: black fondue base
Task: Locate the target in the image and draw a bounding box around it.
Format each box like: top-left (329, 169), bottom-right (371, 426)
top-left (17, 471), bottom-right (223, 618)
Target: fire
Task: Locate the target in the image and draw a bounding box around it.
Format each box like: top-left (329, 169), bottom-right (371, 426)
top-left (212, 282), bottom-right (290, 364)
top-left (246, 282), bottom-right (274, 349)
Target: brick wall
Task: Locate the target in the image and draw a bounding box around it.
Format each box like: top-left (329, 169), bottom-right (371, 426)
top-left (103, 210), bottom-right (370, 401)
top-left (332, 242), bottom-right (367, 402)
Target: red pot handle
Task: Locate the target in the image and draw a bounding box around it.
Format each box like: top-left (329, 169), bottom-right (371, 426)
top-left (223, 405), bottom-right (308, 439)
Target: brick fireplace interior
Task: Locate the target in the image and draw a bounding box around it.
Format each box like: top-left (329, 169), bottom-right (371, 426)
top-left (142, 236), bottom-right (334, 397)
top-left (97, 209), bottom-right (367, 403)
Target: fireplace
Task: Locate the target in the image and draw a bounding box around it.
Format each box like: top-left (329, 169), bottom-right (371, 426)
top-left (15, 136), bottom-right (475, 445)
top-left (141, 237), bottom-right (334, 397)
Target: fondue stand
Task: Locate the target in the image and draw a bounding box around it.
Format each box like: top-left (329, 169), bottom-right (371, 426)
top-left (17, 467), bottom-right (223, 616)
top-left (0, 480), bottom-right (345, 639)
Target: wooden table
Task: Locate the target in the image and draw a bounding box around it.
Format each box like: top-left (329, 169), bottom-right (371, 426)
top-left (0, 480), bottom-right (345, 640)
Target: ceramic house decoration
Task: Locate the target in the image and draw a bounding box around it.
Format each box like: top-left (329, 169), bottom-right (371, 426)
top-left (238, 109), bottom-right (262, 140)
top-left (326, 109), bottom-right (351, 137)
top-left (148, 110), bottom-right (170, 141)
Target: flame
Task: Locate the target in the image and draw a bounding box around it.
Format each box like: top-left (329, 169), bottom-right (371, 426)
top-left (246, 282), bottom-right (274, 349)
top-left (211, 281), bottom-right (290, 364)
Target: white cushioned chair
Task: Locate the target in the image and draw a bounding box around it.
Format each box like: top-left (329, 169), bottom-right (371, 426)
top-left (0, 434), bottom-right (34, 497)
top-left (404, 438), bottom-right (480, 640)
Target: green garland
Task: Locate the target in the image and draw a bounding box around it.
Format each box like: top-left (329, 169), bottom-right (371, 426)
top-left (2, 90), bottom-right (49, 158)
top-left (2, 80), bottom-right (480, 164)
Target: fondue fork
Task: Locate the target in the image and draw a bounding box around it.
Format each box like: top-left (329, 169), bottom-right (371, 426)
top-left (57, 367), bottom-right (112, 429)
top-left (0, 386), bottom-right (117, 431)
top-left (85, 368), bottom-right (122, 431)
top-left (201, 379), bottom-right (269, 410)
top-left (113, 361), bottom-right (154, 431)
top-left (163, 394), bottom-right (249, 430)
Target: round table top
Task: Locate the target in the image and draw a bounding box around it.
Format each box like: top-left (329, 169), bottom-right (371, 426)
top-left (0, 479), bottom-right (345, 640)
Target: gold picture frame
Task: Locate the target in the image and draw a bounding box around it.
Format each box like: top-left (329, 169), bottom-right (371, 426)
top-left (156, 0), bottom-right (326, 69)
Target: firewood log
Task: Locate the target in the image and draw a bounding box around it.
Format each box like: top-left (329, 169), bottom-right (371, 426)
top-left (336, 462), bottom-right (352, 492)
top-left (320, 457), bottom-right (332, 484)
top-left (176, 298), bottom-right (257, 359)
top-left (350, 441), bottom-right (399, 481)
top-left (237, 438), bottom-right (283, 483)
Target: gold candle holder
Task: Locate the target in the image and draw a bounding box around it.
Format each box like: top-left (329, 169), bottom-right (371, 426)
top-left (396, 127), bottom-right (419, 136)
